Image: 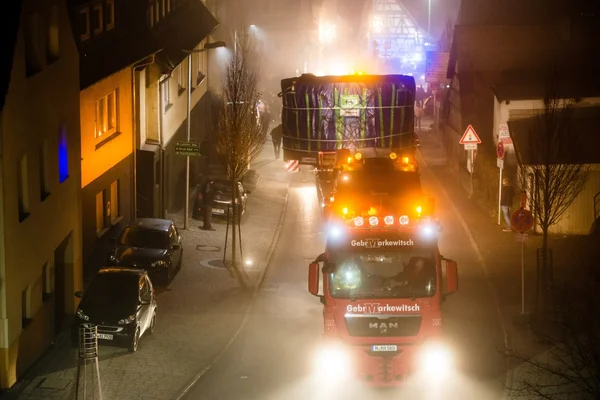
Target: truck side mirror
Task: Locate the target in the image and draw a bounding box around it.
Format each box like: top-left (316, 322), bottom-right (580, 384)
top-left (444, 260), bottom-right (458, 296)
top-left (308, 262), bottom-right (320, 296)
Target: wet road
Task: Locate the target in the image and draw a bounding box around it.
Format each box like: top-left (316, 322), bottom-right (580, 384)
top-left (181, 167), bottom-right (507, 400)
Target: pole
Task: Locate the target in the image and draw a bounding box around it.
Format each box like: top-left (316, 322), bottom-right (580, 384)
top-left (497, 166), bottom-right (503, 225)
top-left (234, 30), bottom-right (237, 57)
top-left (521, 238), bottom-right (525, 314)
top-left (469, 149), bottom-right (474, 198)
top-left (428, 0), bottom-right (432, 36)
top-left (184, 54), bottom-right (192, 229)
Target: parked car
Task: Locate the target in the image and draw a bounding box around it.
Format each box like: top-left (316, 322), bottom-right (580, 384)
top-left (192, 179), bottom-right (249, 220)
top-left (72, 268), bottom-right (157, 352)
top-left (107, 218), bottom-right (183, 285)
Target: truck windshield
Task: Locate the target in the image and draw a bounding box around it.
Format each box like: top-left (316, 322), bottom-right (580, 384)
top-left (327, 249), bottom-right (436, 299)
top-left (335, 171), bottom-right (421, 195)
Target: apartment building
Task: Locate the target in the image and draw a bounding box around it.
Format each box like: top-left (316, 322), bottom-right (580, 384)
top-left (0, 0), bottom-right (82, 388)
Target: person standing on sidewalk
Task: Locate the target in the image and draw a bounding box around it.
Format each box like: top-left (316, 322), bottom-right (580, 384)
top-left (201, 178), bottom-right (216, 231)
top-left (270, 123), bottom-right (283, 160)
top-left (414, 101), bottom-right (424, 131)
top-left (501, 177), bottom-right (515, 232)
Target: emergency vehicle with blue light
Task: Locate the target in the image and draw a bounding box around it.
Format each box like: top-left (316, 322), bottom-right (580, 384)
top-left (306, 205), bottom-right (458, 387)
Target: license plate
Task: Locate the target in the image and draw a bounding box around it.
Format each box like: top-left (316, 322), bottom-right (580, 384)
top-left (212, 208), bottom-right (225, 214)
top-left (371, 345), bottom-right (398, 352)
top-left (95, 333), bottom-right (113, 340)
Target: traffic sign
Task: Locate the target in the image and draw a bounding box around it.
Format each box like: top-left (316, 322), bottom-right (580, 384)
top-left (511, 208), bottom-right (534, 233)
top-left (496, 141), bottom-right (505, 159)
top-left (497, 158), bottom-right (504, 168)
top-left (464, 143), bottom-right (477, 150)
top-left (459, 125), bottom-right (482, 144)
top-left (515, 232), bottom-right (528, 242)
top-left (175, 141), bottom-right (201, 156)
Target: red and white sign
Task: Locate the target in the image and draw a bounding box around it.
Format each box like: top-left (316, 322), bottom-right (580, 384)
top-left (498, 123), bottom-right (513, 145)
top-left (496, 141), bottom-right (505, 159)
top-left (286, 160), bottom-right (299, 173)
top-left (459, 125), bottom-right (482, 144)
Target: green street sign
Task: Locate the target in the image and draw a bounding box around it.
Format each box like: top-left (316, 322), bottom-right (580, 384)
top-left (175, 141), bottom-right (201, 156)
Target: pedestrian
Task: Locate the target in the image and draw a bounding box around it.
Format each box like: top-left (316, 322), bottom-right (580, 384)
top-left (414, 101), bottom-right (424, 131)
top-left (260, 107), bottom-right (271, 143)
top-left (201, 178), bottom-right (216, 231)
top-left (501, 177), bottom-right (515, 232)
top-left (270, 124), bottom-right (283, 160)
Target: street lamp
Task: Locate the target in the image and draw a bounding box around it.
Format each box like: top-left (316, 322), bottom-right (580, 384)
top-left (182, 40), bottom-right (227, 229)
top-left (428, 0), bottom-right (432, 36)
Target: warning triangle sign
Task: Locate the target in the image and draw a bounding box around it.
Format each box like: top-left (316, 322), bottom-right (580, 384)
top-left (459, 125), bottom-right (482, 144)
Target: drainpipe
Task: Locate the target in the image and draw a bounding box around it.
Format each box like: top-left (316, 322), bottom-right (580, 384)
top-left (0, 115), bottom-right (6, 319)
top-left (159, 78), bottom-right (166, 219)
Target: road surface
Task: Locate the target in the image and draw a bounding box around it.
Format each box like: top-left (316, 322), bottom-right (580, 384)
top-left (181, 167), bottom-right (507, 400)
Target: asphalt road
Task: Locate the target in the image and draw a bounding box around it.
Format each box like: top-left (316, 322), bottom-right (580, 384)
top-left (181, 167), bottom-right (507, 400)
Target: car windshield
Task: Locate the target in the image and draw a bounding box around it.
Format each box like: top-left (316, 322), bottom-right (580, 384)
top-left (335, 171), bottom-right (421, 195)
top-left (119, 227), bottom-right (168, 249)
top-left (83, 274), bottom-right (139, 310)
top-left (327, 248), bottom-right (436, 299)
top-left (213, 181), bottom-right (233, 194)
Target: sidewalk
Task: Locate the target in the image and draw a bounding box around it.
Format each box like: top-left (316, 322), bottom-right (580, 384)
top-left (4, 142), bottom-right (290, 400)
top-left (417, 127), bottom-right (598, 389)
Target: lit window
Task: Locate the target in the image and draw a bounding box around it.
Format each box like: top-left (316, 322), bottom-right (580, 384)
top-left (79, 8), bottom-right (90, 40)
top-left (105, 0), bottom-right (115, 30)
top-left (58, 125), bottom-right (69, 183)
top-left (94, 89), bottom-right (118, 138)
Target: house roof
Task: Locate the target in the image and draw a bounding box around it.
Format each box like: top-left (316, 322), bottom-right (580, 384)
top-left (508, 106), bottom-right (600, 165)
top-left (152, 0), bottom-right (218, 76)
top-left (0, 2), bottom-right (23, 112)
top-left (492, 70), bottom-right (600, 102)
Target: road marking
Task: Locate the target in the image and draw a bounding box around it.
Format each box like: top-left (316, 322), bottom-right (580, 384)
top-left (174, 174), bottom-right (292, 400)
top-left (417, 151), bottom-right (513, 399)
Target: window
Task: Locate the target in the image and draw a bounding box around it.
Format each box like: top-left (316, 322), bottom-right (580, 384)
top-left (176, 65), bottom-right (185, 95)
top-left (95, 191), bottom-right (105, 232)
top-left (39, 140), bottom-right (50, 200)
top-left (47, 6), bottom-right (60, 61)
top-left (79, 8), bottom-right (90, 40)
top-left (110, 180), bottom-right (120, 221)
top-left (196, 50), bottom-right (205, 84)
top-left (18, 154), bottom-right (30, 221)
top-left (94, 89), bottom-right (118, 138)
top-left (22, 286), bottom-right (32, 329)
top-left (58, 125), bottom-right (69, 183)
top-left (24, 13), bottom-right (43, 76)
top-left (92, 2), bottom-right (103, 35)
top-left (161, 79), bottom-right (170, 111)
top-left (105, 0), bottom-right (115, 30)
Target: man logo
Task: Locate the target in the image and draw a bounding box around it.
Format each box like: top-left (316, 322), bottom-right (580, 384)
top-left (369, 321), bottom-right (399, 334)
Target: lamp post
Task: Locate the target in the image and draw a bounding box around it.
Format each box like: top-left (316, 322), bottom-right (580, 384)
top-left (182, 41), bottom-right (227, 229)
top-left (428, 0), bottom-right (432, 36)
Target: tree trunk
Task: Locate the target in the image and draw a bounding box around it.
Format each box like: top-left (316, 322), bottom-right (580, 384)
top-left (536, 227), bottom-right (550, 318)
top-left (230, 179), bottom-right (247, 289)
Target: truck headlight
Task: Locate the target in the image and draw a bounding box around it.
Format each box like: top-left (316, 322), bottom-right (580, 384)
top-left (418, 342), bottom-right (453, 376)
top-left (313, 343), bottom-right (352, 380)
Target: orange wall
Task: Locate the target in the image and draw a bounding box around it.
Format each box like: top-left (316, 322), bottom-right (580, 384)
top-left (80, 68), bottom-right (133, 188)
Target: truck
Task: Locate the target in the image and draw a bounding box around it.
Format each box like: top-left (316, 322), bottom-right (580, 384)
top-left (280, 73), bottom-right (418, 169)
top-left (306, 207), bottom-right (458, 387)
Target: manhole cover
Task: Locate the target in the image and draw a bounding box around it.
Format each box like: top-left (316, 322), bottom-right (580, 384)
top-left (207, 259), bottom-right (229, 269)
top-left (196, 245), bottom-right (221, 251)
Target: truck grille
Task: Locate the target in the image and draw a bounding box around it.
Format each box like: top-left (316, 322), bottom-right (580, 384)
top-left (345, 316), bottom-right (422, 337)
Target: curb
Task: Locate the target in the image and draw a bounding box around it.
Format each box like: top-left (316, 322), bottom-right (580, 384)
top-left (174, 175), bottom-right (292, 400)
top-left (416, 149), bottom-right (515, 399)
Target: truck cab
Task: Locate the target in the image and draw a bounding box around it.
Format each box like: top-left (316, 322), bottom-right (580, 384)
top-left (307, 212), bottom-right (458, 387)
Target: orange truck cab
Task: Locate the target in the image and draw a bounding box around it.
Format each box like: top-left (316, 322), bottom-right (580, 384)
top-left (307, 210), bottom-right (458, 387)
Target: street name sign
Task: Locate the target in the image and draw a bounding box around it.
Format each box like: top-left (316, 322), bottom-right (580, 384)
top-left (175, 141), bottom-right (201, 156)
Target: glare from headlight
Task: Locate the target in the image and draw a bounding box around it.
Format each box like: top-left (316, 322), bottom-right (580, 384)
top-left (418, 342), bottom-right (453, 376)
top-left (313, 344), bottom-right (352, 380)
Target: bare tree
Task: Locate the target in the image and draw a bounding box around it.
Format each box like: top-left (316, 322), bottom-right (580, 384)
top-left (516, 90), bottom-right (590, 315)
top-left (215, 32), bottom-right (264, 289)
top-left (503, 275), bottom-right (600, 400)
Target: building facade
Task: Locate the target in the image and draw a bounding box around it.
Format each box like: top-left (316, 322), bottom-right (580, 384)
top-left (0, 0), bottom-right (82, 388)
top-left (136, 0), bottom-right (218, 218)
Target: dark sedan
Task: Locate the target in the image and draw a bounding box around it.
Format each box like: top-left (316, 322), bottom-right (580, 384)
top-left (108, 218), bottom-right (183, 285)
top-left (72, 268), bottom-right (157, 352)
top-left (193, 179), bottom-right (249, 220)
